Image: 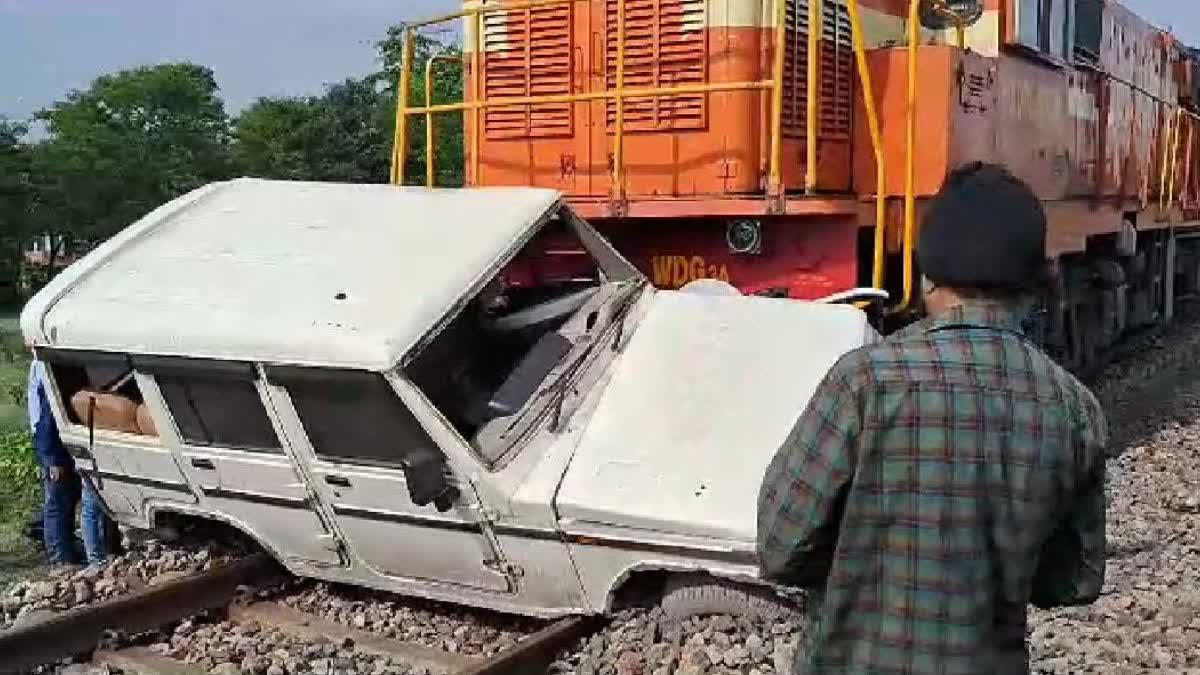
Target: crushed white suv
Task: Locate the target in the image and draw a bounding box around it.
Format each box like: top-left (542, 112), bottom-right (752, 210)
top-left (21, 179), bottom-right (878, 619)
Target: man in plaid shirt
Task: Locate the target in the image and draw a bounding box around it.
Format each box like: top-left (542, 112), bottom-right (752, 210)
top-left (758, 163), bottom-right (1108, 674)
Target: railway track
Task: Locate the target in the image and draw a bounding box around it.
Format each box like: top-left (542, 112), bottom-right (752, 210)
top-left (7, 305), bottom-right (1200, 675)
top-left (0, 554), bottom-right (603, 675)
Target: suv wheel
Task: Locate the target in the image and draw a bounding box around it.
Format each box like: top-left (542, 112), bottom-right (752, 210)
top-left (658, 574), bottom-right (804, 623)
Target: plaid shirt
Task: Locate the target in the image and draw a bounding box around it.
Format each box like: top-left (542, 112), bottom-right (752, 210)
top-left (758, 302), bottom-right (1108, 674)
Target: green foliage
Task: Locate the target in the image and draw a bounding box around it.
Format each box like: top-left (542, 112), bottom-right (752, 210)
top-left (234, 30), bottom-right (466, 187)
top-left (0, 121), bottom-right (33, 307)
top-left (0, 429), bottom-right (36, 492)
top-left (0, 330), bottom-right (35, 562)
top-left (0, 427), bottom-right (38, 566)
top-left (235, 78), bottom-right (393, 183)
top-left (0, 30), bottom-right (469, 304)
top-left (377, 29), bottom-right (466, 187)
top-left (34, 63), bottom-right (235, 247)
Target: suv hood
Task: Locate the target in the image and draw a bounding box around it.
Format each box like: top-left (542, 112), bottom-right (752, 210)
top-left (554, 290), bottom-right (876, 544)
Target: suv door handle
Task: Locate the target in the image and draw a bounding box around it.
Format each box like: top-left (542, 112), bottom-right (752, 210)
top-left (324, 475), bottom-right (351, 487)
top-left (190, 458), bottom-right (215, 470)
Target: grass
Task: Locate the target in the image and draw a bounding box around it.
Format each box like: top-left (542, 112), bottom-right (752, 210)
top-left (0, 314), bottom-right (40, 586)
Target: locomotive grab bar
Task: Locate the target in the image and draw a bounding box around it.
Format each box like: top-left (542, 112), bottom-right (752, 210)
top-left (897, 0), bottom-right (921, 313)
top-left (845, 0), bottom-right (888, 293)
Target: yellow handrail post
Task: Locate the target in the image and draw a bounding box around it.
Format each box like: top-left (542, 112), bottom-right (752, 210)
top-left (1168, 107), bottom-right (1183, 210)
top-left (391, 28), bottom-right (415, 185)
top-left (424, 55), bottom-right (460, 188)
top-left (425, 58), bottom-right (437, 187)
top-left (1180, 118), bottom-right (1190, 206)
top-left (898, 0), bottom-right (920, 312)
top-left (612, 0), bottom-right (627, 205)
top-left (1159, 103), bottom-right (1174, 214)
top-left (768, 0), bottom-right (786, 201)
top-left (805, 0), bottom-right (822, 194)
top-left (846, 0), bottom-right (887, 290)
top-left (472, 10), bottom-right (483, 187)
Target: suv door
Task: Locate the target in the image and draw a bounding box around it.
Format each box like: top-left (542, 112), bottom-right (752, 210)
top-left (263, 366), bottom-right (511, 593)
top-left (135, 357), bottom-right (342, 566)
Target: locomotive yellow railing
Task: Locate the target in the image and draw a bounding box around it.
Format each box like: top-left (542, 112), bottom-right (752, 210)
top-left (390, 0), bottom-right (782, 195)
top-left (391, 0), bottom-right (898, 300)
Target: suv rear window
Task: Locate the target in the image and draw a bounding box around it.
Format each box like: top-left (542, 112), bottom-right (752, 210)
top-left (135, 357), bottom-right (281, 452)
top-left (37, 349), bottom-right (154, 437)
top-left (267, 367), bottom-right (438, 467)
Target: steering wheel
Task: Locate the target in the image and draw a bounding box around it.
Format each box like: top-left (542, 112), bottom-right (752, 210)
top-left (485, 287), bottom-right (599, 336)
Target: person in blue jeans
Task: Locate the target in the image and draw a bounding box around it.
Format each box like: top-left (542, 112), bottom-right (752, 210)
top-left (28, 360), bottom-right (109, 569)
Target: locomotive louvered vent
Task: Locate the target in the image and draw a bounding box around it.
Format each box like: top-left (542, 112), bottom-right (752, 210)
top-left (482, 2), bottom-right (573, 139)
top-left (605, 0), bottom-right (708, 132)
top-left (783, 0), bottom-right (854, 139)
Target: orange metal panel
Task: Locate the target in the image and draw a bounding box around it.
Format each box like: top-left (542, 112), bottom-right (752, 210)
top-left (470, 1), bottom-right (855, 199)
top-left (852, 46), bottom-right (954, 198)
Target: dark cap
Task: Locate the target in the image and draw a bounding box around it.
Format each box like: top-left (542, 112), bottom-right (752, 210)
top-left (917, 162), bottom-right (1047, 291)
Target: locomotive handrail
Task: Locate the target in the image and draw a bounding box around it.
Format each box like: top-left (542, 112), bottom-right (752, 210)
top-left (1159, 104), bottom-right (1176, 214)
top-left (768, 0), bottom-right (787, 201)
top-left (845, 0), bottom-right (888, 291)
top-left (424, 55), bottom-right (460, 188)
top-left (1183, 117), bottom-right (1195, 210)
top-left (897, 0), bottom-right (921, 313)
top-left (1168, 107), bottom-right (1184, 212)
top-left (390, 0), bottom-right (791, 200)
top-left (805, 0), bottom-right (822, 194)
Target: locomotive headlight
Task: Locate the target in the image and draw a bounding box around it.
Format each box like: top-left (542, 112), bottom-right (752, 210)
top-left (726, 219), bottom-right (762, 255)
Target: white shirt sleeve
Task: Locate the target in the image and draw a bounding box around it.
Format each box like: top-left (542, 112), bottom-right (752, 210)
top-left (26, 360), bottom-right (44, 432)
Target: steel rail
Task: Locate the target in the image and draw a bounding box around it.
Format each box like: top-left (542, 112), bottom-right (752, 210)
top-left (0, 553), bottom-right (282, 674)
top-left (453, 615), bottom-right (607, 675)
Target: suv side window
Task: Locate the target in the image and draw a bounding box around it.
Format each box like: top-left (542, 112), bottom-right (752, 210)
top-left (267, 367), bottom-right (437, 467)
top-left (136, 357), bottom-right (281, 452)
top-left (37, 349), bottom-right (156, 438)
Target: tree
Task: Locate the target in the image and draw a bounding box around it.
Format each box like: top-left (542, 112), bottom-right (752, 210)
top-left (234, 30), bottom-right (466, 187)
top-left (0, 120), bottom-right (32, 306)
top-left (35, 63), bottom-right (235, 248)
top-left (235, 78), bottom-right (393, 183)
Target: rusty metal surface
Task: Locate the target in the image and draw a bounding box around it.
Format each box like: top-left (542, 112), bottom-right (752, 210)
top-left (0, 553), bottom-right (282, 674)
top-left (453, 615), bottom-right (605, 675)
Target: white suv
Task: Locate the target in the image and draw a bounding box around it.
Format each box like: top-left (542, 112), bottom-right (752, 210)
top-left (22, 178), bottom-right (877, 619)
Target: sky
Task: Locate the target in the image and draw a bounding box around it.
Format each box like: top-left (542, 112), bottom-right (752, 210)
top-left (0, 0), bottom-right (1196, 125)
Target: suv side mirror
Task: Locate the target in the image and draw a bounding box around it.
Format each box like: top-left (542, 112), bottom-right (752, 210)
top-left (402, 448), bottom-right (460, 512)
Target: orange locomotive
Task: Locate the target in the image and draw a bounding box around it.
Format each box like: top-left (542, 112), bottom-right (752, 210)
top-left (395, 0), bottom-right (1200, 375)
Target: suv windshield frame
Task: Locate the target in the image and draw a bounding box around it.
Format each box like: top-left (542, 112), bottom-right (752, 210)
top-left (399, 202), bottom-right (644, 470)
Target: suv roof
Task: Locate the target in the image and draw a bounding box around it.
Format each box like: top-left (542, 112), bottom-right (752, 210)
top-left (22, 178), bottom-right (563, 370)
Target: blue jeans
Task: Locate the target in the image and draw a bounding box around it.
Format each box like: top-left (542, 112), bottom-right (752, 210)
top-left (42, 470), bottom-right (109, 566)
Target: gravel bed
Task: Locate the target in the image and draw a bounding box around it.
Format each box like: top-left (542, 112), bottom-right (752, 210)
top-left (1029, 352), bottom-right (1200, 673)
top-left (549, 609), bottom-right (805, 675)
top-left (274, 581), bottom-right (544, 657)
top-left (140, 617), bottom-right (434, 675)
top-left (1, 538), bottom-right (236, 629)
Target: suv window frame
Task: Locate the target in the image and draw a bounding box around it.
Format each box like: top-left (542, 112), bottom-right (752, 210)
top-left (400, 204), bottom-right (645, 471)
top-left (264, 365), bottom-right (448, 470)
top-left (134, 355), bottom-right (284, 454)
